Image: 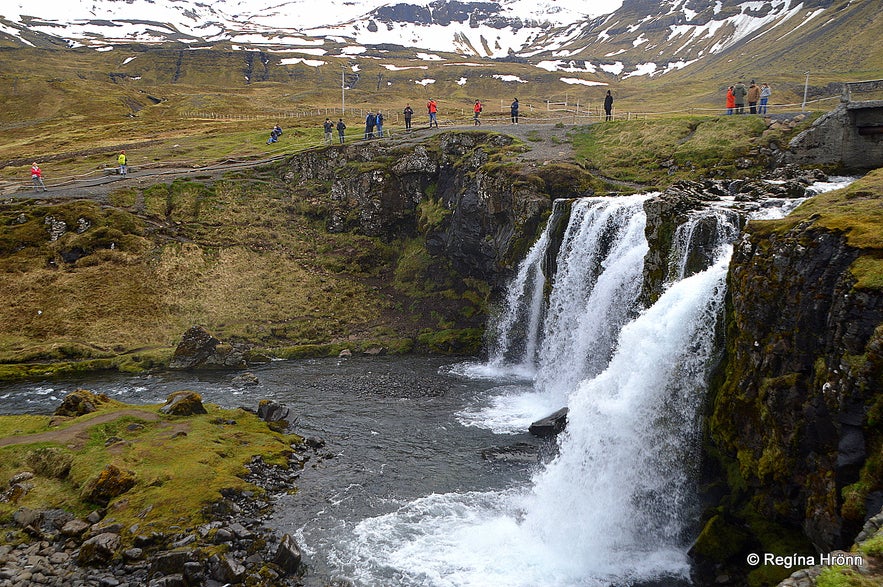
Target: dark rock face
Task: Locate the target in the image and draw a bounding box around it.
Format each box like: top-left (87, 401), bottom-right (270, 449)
top-left (528, 407), bottom-right (569, 437)
top-left (698, 217), bottom-right (883, 576)
top-left (284, 132), bottom-right (552, 289)
top-left (169, 325), bottom-right (248, 370)
top-left (273, 533), bottom-right (303, 575)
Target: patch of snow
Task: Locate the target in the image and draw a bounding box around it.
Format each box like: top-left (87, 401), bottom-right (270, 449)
top-left (605, 49), bottom-right (626, 57)
top-left (559, 78), bottom-right (607, 86)
top-left (457, 77), bottom-right (467, 85)
top-left (415, 79), bottom-right (436, 86)
top-left (279, 57), bottom-right (325, 67)
top-left (286, 47), bottom-right (327, 56)
top-left (381, 64), bottom-right (429, 70)
top-left (600, 61), bottom-right (625, 75)
top-left (623, 62), bottom-right (658, 78)
top-left (632, 33), bottom-right (649, 47)
top-left (340, 46), bottom-right (367, 55)
top-left (122, 57), bottom-right (136, 65)
top-left (493, 74), bottom-right (528, 83)
top-left (416, 52), bottom-right (445, 61)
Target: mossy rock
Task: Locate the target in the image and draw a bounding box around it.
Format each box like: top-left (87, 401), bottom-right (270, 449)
top-left (81, 464), bottom-right (136, 505)
top-left (692, 514), bottom-right (750, 561)
top-left (160, 391), bottom-right (208, 416)
top-left (26, 447), bottom-right (73, 479)
top-left (54, 389), bottom-right (111, 417)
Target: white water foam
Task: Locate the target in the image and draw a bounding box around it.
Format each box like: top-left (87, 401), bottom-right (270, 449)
top-left (332, 250), bottom-right (732, 587)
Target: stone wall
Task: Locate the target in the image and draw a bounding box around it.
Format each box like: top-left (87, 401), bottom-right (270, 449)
top-left (788, 102), bottom-right (883, 170)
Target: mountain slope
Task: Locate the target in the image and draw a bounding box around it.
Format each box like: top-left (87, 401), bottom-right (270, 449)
top-left (1, 0), bottom-right (880, 81)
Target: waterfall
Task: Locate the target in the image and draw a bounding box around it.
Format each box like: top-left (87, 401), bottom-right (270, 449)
top-left (305, 180), bottom-right (858, 587)
top-left (484, 195), bottom-right (652, 401)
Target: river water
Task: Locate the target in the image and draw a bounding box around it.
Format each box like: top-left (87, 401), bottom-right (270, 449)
top-left (1, 179), bottom-right (855, 587)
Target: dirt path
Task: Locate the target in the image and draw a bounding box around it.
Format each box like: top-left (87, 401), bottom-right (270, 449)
top-left (4, 122), bottom-right (581, 202)
top-left (0, 409), bottom-right (159, 448)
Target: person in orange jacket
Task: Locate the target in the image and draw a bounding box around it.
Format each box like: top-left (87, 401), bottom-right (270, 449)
top-left (473, 100), bottom-right (482, 126)
top-left (427, 99), bottom-right (438, 128)
top-left (726, 86), bottom-right (735, 115)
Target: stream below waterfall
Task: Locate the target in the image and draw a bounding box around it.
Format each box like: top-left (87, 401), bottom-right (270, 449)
top-left (0, 178), bottom-right (856, 587)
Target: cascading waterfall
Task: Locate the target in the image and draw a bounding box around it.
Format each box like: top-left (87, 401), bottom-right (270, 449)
top-left (482, 195), bottom-right (651, 399)
top-left (484, 202), bottom-right (560, 375)
top-left (319, 183), bottom-right (853, 587)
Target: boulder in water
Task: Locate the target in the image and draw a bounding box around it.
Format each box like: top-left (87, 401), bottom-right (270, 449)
top-left (528, 407), bottom-right (568, 437)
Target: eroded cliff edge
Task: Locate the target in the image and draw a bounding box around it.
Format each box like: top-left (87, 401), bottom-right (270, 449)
top-left (695, 169), bottom-right (883, 585)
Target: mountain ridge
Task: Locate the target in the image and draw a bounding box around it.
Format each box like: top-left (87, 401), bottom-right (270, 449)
top-left (1, 0), bottom-right (880, 81)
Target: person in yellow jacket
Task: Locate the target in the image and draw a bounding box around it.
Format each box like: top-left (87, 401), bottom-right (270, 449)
top-left (118, 150), bottom-right (128, 176)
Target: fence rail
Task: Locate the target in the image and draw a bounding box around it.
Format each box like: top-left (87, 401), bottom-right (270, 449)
top-left (182, 94), bottom-right (839, 126)
top-left (841, 79), bottom-right (883, 102)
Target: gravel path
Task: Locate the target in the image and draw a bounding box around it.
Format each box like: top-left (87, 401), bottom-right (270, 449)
top-left (5, 123), bottom-right (581, 203)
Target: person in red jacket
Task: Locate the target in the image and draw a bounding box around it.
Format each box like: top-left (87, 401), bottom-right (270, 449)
top-left (31, 162), bottom-right (47, 192)
top-left (726, 86), bottom-right (735, 115)
top-left (473, 100), bottom-right (482, 126)
top-left (427, 99), bottom-right (438, 128)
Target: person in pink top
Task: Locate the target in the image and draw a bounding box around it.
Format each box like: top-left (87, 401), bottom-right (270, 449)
top-left (31, 162), bottom-right (47, 192)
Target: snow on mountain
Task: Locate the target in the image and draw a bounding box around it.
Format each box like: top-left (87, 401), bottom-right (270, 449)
top-left (0, 0), bottom-right (873, 79)
top-left (2, 0), bottom-right (622, 56)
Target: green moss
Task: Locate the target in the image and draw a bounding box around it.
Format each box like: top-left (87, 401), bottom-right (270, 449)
top-left (816, 567), bottom-right (880, 587)
top-left (571, 116), bottom-right (772, 187)
top-left (692, 514), bottom-right (750, 560)
top-left (416, 328), bottom-right (483, 354)
top-left (0, 401), bottom-right (301, 545)
top-left (859, 532), bottom-right (883, 557)
top-left (757, 169), bottom-right (883, 257)
top-left (417, 198), bottom-right (451, 232)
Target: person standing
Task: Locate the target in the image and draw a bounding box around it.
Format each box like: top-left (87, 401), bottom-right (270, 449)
top-left (376, 111), bottom-right (385, 138)
top-left (403, 104), bottom-right (413, 131)
top-left (759, 83), bottom-right (772, 115)
top-left (726, 86), bottom-right (735, 115)
top-left (473, 100), bottom-right (482, 126)
top-left (603, 90), bottom-right (614, 121)
top-left (364, 112), bottom-right (376, 139)
top-left (118, 150), bottom-right (128, 176)
top-left (733, 81), bottom-right (747, 114)
top-left (31, 162), bottom-right (47, 192)
top-left (427, 99), bottom-right (438, 128)
top-left (510, 98), bottom-right (519, 124)
top-left (747, 80), bottom-right (761, 114)
top-left (323, 118), bottom-right (334, 145)
top-left (336, 118), bottom-right (346, 144)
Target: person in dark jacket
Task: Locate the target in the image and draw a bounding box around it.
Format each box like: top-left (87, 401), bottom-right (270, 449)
top-left (323, 118), bottom-right (334, 144)
top-left (510, 98), bottom-right (519, 124)
top-left (603, 90), bottom-right (614, 121)
top-left (336, 118), bottom-right (346, 144)
top-left (364, 112), bottom-right (376, 139)
top-left (403, 104), bottom-right (413, 130)
top-left (733, 81), bottom-right (747, 114)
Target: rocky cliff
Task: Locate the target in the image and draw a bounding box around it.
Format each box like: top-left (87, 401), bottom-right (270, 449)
top-left (283, 132), bottom-right (558, 289)
top-left (694, 169), bottom-right (883, 586)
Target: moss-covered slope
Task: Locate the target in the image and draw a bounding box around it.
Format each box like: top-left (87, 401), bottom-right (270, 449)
top-left (698, 169), bottom-right (883, 586)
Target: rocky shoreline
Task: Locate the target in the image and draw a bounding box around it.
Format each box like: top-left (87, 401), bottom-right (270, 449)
top-left (0, 398), bottom-right (330, 587)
